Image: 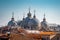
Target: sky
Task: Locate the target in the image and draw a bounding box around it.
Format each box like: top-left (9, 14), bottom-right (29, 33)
top-left (0, 0), bottom-right (60, 26)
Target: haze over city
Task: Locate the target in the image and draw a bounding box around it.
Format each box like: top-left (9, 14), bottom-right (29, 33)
top-left (0, 0), bottom-right (60, 26)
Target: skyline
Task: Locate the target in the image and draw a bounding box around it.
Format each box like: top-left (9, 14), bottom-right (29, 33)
top-left (0, 0), bottom-right (60, 26)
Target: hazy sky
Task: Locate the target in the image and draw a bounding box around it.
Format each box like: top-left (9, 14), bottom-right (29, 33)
top-left (0, 0), bottom-right (60, 26)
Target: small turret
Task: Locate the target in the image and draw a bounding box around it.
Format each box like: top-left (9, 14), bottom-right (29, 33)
top-left (27, 7), bottom-right (31, 18)
top-left (11, 12), bottom-right (14, 21)
top-left (23, 13), bottom-right (25, 20)
top-left (43, 13), bottom-right (46, 21)
top-left (8, 12), bottom-right (17, 26)
top-left (33, 10), bottom-right (36, 18)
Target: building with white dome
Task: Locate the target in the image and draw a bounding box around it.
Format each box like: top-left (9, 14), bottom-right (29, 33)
top-left (17, 8), bottom-right (40, 30)
top-left (7, 8), bottom-right (40, 30)
top-left (8, 12), bottom-right (17, 27)
top-left (7, 8), bottom-right (60, 31)
top-left (40, 14), bottom-right (49, 31)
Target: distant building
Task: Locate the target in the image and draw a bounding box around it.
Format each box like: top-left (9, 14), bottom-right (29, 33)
top-left (8, 12), bottom-right (17, 27)
top-left (48, 24), bottom-right (60, 31)
top-left (8, 8), bottom-right (40, 30)
top-left (7, 8), bottom-right (60, 31)
top-left (17, 8), bottom-right (40, 30)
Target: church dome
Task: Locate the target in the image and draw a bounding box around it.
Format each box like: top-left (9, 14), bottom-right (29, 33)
top-left (8, 20), bottom-right (17, 26)
top-left (28, 18), bottom-right (40, 30)
top-left (8, 12), bottom-right (17, 26)
top-left (41, 14), bottom-right (48, 27)
top-left (23, 17), bottom-right (31, 27)
top-left (29, 10), bottom-right (40, 26)
top-left (32, 18), bottom-right (39, 25)
top-left (41, 21), bottom-right (48, 26)
top-left (31, 10), bottom-right (39, 26)
top-left (27, 9), bottom-right (39, 27)
top-left (25, 17), bottom-right (31, 22)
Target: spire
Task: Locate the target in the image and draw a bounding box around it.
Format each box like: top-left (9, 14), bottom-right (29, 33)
top-left (43, 13), bottom-right (46, 21)
top-left (23, 12), bottom-right (25, 20)
top-left (33, 10), bottom-right (36, 18)
top-left (11, 12), bottom-right (14, 21)
top-left (27, 7), bottom-right (31, 18)
top-left (29, 7), bottom-right (30, 13)
top-left (12, 12), bottom-right (14, 18)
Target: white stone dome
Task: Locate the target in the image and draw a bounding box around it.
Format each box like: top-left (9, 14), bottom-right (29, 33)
top-left (8, 20), bottom-right (17, 26)
top-left (28, 18), bottom-right (40, 30)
